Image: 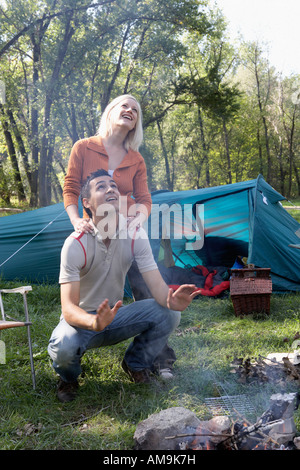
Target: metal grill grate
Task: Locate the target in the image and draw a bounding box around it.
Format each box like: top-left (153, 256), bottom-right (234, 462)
top-left (205, 394), bottom-right (256, 418)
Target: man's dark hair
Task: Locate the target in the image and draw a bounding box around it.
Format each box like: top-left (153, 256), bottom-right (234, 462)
top-left (80, 169), bottom-right (111, 217)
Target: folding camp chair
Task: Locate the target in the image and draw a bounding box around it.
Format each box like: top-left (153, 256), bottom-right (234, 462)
top-left (0, 286), bottom-right (36, 389)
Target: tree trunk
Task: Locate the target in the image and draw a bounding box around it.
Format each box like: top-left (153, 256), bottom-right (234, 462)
top-left (256, 128), bottom-right (263, 174)
top-left (0, 160), bottom-right (10, 205)
top-left (101, 22), bottom-right (131, 112)
top-left (46, 136), bottom-right (55, 204)
top-left (29, 16), bottom-right (52, 206)
top-left (287, 108), bottom-right (296, 198)
top-left (280, 81), bottom-right (297, 198)
top-left (123, 23), bottom-right (149, 93)
top-left (276, 140), bottom-right (285, 195)
top-left (254, 53), bottom-right (272, 182)
top-left (0, 106), bottom-right (26, 202)
top-left (30, 33), bottom-right (40, 206)
top-left (197, 107), bottom-right (210, 186)
top-left (156, 120), bottom-right (173, 190)
top-left (222, 118), bottom-right (232, 184)
top-left (39, 14), bottom-right (75, 206)
top-left (7, 108), bottom-right (31, 184)
top-left (70, 101), bottom-right (80, 144)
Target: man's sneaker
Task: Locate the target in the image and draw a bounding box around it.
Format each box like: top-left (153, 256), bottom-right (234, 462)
top-left (57, 379), bottom-right (79, 402)
top-left (158, 368), bottom-right (174, 381)
top-left (121, 360), bottom-right (154, 384)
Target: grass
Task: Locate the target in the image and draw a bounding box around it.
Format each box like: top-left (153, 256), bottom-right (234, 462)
top-left (1, 281), bottom-right (300, 450)
top-left (1, 198), bottom-right (300, 450)
top-left (282, 198), bottom-right (300, 223)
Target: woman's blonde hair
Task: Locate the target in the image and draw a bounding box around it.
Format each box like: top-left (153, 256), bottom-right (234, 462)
top-left (96, 94), bottom-right (143, 152)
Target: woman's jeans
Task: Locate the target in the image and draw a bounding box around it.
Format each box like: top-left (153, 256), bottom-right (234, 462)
top-left (48, 299), bottom-right (181, 383)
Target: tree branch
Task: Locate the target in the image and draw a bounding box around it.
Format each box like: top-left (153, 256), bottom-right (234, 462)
top-left (0, 1), bottom-right (117, 58)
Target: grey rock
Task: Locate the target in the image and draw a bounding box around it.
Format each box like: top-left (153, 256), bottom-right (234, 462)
top-left (134, 407), bottom-right (201, 450)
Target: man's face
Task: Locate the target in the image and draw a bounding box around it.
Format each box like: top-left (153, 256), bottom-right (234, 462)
top-left (83, 175), bottom-right (120, 217)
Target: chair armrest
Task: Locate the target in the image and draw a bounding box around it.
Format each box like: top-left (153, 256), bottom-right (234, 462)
top-left (0, 286), bottom-right (32, 295)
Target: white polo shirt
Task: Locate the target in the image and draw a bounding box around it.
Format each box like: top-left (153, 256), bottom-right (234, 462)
top-left (59, 219), bottom-right (157, 312)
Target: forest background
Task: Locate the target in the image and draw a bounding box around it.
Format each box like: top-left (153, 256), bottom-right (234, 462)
top-left (0, 0), bottom-right (300, 209)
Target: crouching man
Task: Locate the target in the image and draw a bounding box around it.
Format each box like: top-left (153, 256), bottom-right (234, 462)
top-left (48, 169), bottom-right (198, 402)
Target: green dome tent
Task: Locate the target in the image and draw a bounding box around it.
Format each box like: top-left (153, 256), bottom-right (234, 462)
top-left (1, 175), bottom-right (300, 292)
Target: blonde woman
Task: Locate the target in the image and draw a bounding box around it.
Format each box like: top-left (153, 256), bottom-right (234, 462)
top-left (63, 95), bottom-right (152, 233)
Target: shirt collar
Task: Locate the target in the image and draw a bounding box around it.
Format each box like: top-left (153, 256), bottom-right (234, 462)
top-left (91, 215), bottom-right (128, 242)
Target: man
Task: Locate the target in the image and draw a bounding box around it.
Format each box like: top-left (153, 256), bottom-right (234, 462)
top-left (48, 169), bottom-right (198, 402)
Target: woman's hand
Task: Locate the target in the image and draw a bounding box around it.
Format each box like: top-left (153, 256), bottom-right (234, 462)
top-left (66, 205), bottom-right (94, 234)
top-left (73, 217), bottom-right (94, 233)
top-left (127, 212), bottom-right (147, 231)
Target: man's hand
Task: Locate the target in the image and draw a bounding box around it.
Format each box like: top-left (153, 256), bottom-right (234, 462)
top-left (166, 284), bottom-right (200, 311)
top-left (141, 270), bottom-right (200, 311)
top-left (92, 299), bottom-right (122, 331)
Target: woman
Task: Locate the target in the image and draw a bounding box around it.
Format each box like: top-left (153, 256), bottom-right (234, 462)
top-left (63, 94), bottom-right (152, 233)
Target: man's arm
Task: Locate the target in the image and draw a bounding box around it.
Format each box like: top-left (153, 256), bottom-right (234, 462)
top-left (61, 281), bottom-right (122, 331)
top-left (141, 269), bottom-right (199, 311)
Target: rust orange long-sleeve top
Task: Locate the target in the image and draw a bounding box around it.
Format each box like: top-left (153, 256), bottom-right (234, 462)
top-left (63, 136), bottom-right (152, 218)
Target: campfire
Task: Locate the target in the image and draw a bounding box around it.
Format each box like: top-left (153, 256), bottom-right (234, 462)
top-left (134, 348), bottom-right (300, 451)
top-left (166, 392), bottom-right (299, 450)
top-left (134, 392), bottom-right (299, 451)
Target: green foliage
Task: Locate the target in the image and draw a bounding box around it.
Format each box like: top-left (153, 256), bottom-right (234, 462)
top-left (0, 0), bottom-right (300, 205)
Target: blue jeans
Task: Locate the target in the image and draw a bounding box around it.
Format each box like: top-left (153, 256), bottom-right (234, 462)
top-left (48, 299), bottom-right (181, 383)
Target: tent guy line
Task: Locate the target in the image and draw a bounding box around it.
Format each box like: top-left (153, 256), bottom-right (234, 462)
top-left (0, 210), bottom-right (66, 268)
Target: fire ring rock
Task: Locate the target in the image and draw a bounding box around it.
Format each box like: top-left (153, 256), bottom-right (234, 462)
top-left (133, 407), bottom-right (202, 450)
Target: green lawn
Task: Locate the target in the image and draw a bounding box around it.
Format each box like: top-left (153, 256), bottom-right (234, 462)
top-left (1, 281), bottom-right (300, 450)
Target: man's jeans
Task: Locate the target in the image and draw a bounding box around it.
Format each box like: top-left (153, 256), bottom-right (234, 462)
top-left (48, 299), bottom-right (181, 383)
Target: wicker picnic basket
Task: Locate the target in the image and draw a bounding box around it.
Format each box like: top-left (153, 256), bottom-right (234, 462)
top-left (230, 265), bottom-right (272, 316)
